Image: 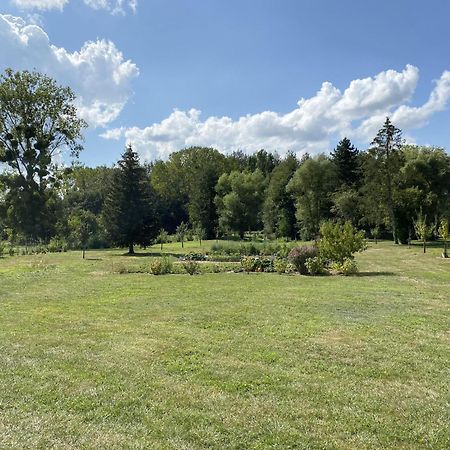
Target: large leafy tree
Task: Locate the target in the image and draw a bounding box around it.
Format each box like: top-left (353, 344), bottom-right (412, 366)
top-left (263, 151), bottom-right (299, 238)
top-left (0, 69), bottom-right (86, 240)
top-left (103, 146), bottom-right (158, 254)
top-left (287, 154), bottom-right (338, 239)
top-left (215, 169), bottom-right (266, 238)
top-left (366, 117), bottom-right (404, 244)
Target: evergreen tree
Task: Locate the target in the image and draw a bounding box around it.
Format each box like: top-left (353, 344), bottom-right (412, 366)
top-left (330, 137), bottom-right (360, 187)
top-left (367, 118), bottom-right (404, 244)
top-left (103, 145), bottom-right (158, 254)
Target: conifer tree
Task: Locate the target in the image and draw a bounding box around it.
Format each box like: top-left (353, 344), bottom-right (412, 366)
top-left (330, 137), bottom-right (360, 187)
top-left (103, 145), bottom-right (158, 254)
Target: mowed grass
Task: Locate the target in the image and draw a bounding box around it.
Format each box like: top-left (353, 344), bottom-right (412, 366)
top-left (0, 242), bottom-right (449, 449)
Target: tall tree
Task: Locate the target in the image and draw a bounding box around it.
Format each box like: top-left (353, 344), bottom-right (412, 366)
top-left (0, 69), bottom-right (86, 241)
top-left (287, 154), bottom-right (338, 240)
top-left (263, 152), bottom-right (299, 238)
top-left (103, 146), bottom-right (158, 254)
top-left (367, 117), bottom-right (404, 244)
top-left (330, 137), bottom-right (361, 187)
top-left (215, 169), bottom-right (266, 238)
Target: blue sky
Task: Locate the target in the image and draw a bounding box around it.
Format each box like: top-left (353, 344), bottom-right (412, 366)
top-left (1, 0), bottom-right (450, 166)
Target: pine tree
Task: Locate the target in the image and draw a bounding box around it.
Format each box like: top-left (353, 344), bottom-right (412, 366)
top-left (367, 117), bottom-right (404, 244)
top-left (103, 145), bottom-right (158, 254)
top-left (330, 137), bottom-right (360, 187)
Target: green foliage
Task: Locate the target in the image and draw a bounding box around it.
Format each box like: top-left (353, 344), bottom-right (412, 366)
top-left (319, 221), bottom-right (366, 264)
top-left (273, 257), bottom-right (288, 274)
top-left (287, 154), bottom-right (338, 239)
top-left (330, 137), bottom-right (361, 187)
top-left (331, 258), bottom-right (359, 276)
top-left (288, 246), bottom-right (319, 274)
top-left (215, 169), bottom-right (266, 238)
top-left (413, 212), bottom-right (434, 253)
top-left (181, 259), bottom-right (200, 275)
top-left (149, 257), bottom-right (173, 275)
top-left (0, 243), bottom-right (4, 257)
top-left (103, 145), bottom-right (158, 254)
top-left (68, 209), bottom-right (98, 257)
top-left (305, 256), bottom-right (325, 275)
top-left (0, 69), bottom-right (86, 241)
top-left (47, 237), bottom-right (68, 253)
top-left (240, 256), bottom-right (274, 273)
top-left (176, 222), bottom-right (189, 248)
top-left (438, 218), bottom-right (449, 257)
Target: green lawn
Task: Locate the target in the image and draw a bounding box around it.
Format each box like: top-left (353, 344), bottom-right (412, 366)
top-left (0, 242), bottom-right (449, 449)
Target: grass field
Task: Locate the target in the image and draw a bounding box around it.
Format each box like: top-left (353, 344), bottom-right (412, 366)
top-left (0, 241), bottom-right (449, 449)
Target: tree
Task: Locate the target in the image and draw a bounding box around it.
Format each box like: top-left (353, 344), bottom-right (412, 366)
top-left (193, 223), bottom-right (206, 246)
top-left (287, 155), bottom-right (338, 240)
top-left (156, 228), bottom-right (169, 251)
top-left (414, 211), bottom-right (433, 254)
top-left (215, 170), bottom-right (266, 238)
top-left (0, 69), bottom-right (87, 241)
top-left (263, 152), bottom-right (299, 239)
top-left (103, 146), bottom-right (158, 254)
top-left (438, 218), bottom-right (449, 258)
top-left (176, 222), bottom-right (189, 248)
top-left (68, 209), bottom-right (98, 259)
top-left (367, 117), bottom-right (404, 244)
top-left (330, 137), bottom-right (361, 187)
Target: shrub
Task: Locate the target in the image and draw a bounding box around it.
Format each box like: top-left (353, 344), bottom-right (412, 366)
top-left (182, 252), bottom-right (207, 261)
top-left (288, 246), bottom-right (318, 274)
top-left (319, 220), bottom-right (366, 264)
top-left (305, 256), bottom-right (325, 275)
top-left (0, 243), bottom-right (4, 257)
top-left (149, 257), bottom-right (173, 275)
top-left (8, 246), bottom-right (15, 256)
top-left (182, 259), bottom-right (200, 275)
top-left (274, 258), bottom-right (288, 274)
top-left (48, 237), bottom-right (68, 253)
top-left (241, 255), bottom-right (274, 273)
top-left (331, 258), bottom-right (358, 276)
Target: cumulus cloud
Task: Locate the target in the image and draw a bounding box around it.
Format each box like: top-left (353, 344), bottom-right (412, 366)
top-left (101, 65), bottom-right (450, 161)
top-left (11, 0), bottom-right (138, 14)
top-left (83, 0), bottom-right (138, 15)
top-left (0, 14), bottom-right (139, 127)
top-left (11, 0), bottom-right (68, 10)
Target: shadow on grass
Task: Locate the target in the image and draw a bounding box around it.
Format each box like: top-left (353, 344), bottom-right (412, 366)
top-left (85, 258), bottom-right (103, 261)
top-left (355, 271), bottom-right (396, 277)
top-left (120, 252), bottom-right (182, 258)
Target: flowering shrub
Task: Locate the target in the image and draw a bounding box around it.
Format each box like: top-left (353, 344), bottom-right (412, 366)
top-left (331, 258), bottom-right (358, 276)
top-left (241, 256), bottom-right (274, 272)
top-left (305, 256), bottom-right (325, 275)
top-left (149, 257), bottom-right (173, 275)
top-left (182, 259), bottom-right (200, 275)
top-left (288, 246), bottom-right (319, 274)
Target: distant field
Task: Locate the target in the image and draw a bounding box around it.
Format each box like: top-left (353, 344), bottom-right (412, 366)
top-left (0, 242), bottom-right (449, 449)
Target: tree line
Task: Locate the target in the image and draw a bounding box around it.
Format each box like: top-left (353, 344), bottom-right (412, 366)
top-left (1, 70), bottom-right (449, 253)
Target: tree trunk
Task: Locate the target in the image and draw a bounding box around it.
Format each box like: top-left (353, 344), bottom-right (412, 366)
top-left (444, 241), bottom-right (448, 258)
top-left (423, 239), bottom-right (426, 253)
top-left (160, 242), bottom-right (163, 251)
top-left (129, 243), bottom-right (134, 254)
top-left (181, 239), bottom-right (184, 248)
top-left (82, 247), bottom-right (85, 259)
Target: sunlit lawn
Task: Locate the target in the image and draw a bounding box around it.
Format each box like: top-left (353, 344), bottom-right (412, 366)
top-left (0, 241), bottom-right (449, 448)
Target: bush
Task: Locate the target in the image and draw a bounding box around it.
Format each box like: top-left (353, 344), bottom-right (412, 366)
top-left (0, 243), bottom-right (4, 257)
top-left (241, 255), bottom-right (274, 273)
top-left (8, 246), bottom-right (15, 256)
top-left (48, 237), bottom-right (68, 253)
top-left (331, 258), bottom-right (358, 276)
top-left (182, 259), bottom-right (200, 275)
top-left (305, 256), bottom-right (325, 275)
top-left (274, 257), bottom-right (288, 274)
top-left (319, 220), bottom-right (366, 264)
top-left (149, 257), bottom-right (173, 275)
top-left (181, 252), bottom-right (207, 261)
top-left (288, 246), bottom-right (318, 274)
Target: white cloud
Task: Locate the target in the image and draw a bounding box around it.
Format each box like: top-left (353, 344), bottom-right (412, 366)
top-left (11, 0), bottom-right (138, 14)
top-left (101, 65), bottom-right (450, 161)
top-left (11, 0), bottom-right (68, 10)
top-left (83, 0), bottom-right (138, 15)
top-left (0, 14), bottom-right (139, 127)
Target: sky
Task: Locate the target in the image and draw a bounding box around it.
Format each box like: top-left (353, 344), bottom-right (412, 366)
top-left (1, 0), bottom-right (450, 166)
